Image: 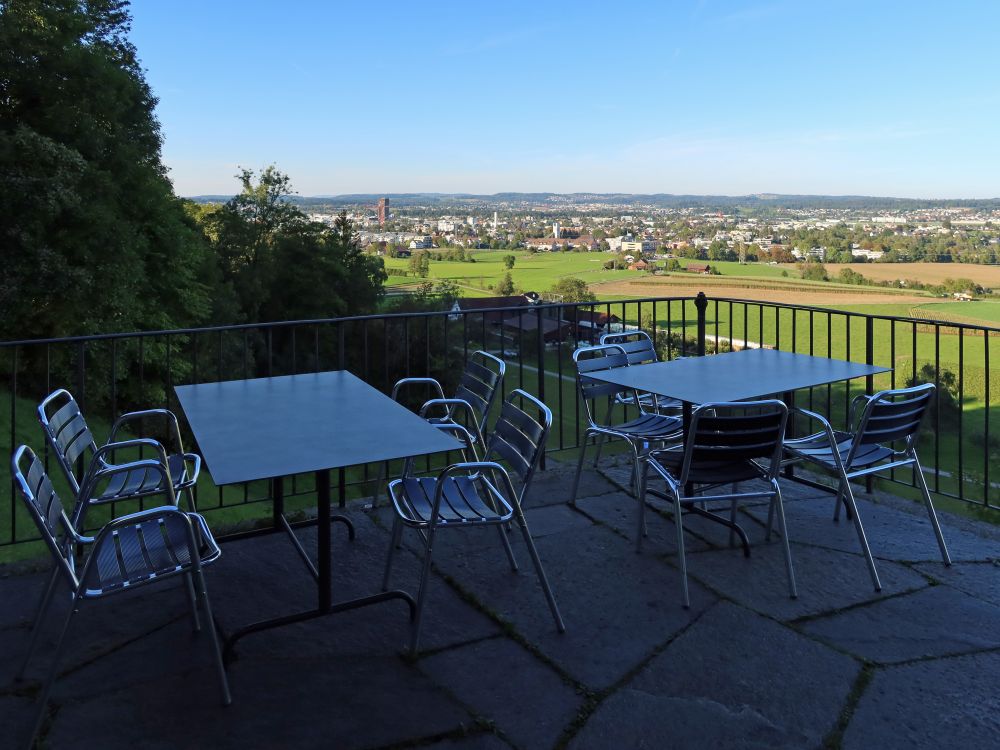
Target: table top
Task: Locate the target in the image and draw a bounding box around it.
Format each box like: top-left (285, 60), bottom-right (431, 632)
top-left (584, 348), bottom-right (889, 405)
top-left (174, 371), bottom-right (463, 485)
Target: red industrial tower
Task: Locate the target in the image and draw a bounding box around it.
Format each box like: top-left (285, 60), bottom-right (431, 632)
top-left (377, 197), bottom-right (389, 226)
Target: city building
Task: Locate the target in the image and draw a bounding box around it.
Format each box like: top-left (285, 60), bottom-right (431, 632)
top-left (377, 198), bottom-right (389, 226)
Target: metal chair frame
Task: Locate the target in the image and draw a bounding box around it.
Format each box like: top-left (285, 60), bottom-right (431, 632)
top-left (640, 400), bottom-right (796, 607)
top-left (570, 344), bottom-right (684, 512)
top-left (382, 389), bottom-right (565, 655)
top-left (375, 351), bottom-right (505, 505)
top-left (37, 388), bottom-right (202, 524)
top-left (599, 330), bottom-right (683, 414)
top-left (12, 445), bottom-right (230, 747)
top-left (784, 382), bottom-right (951, 591)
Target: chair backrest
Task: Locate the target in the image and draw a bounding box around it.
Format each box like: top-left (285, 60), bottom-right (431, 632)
top-left (454, 351), bottom-right (505, 432)
top-left (37, 389), bottom-right (97, 495)
top-left (600, 331), bottom-right (658, 366)
top-left (11, 445), bottom-right (79, 587)
top-left (485, 389), bottom-right (551, 488)
top-left (678, 400), bottom-right (788, 484)
top-left (573, 344), bottom-right (631, 424)
top-left (853, 383), bottom-right (935, 450)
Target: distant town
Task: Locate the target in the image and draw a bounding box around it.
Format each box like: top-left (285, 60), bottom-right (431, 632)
top-left (243, 194), bottom-right (1000, 267)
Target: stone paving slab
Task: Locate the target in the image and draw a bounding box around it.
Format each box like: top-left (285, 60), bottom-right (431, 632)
top-left (420, 636), bottom-right (583, 749)
top-left (423, 733), bottom-right (515, 749)
top-left (801, 585), bottom-right (1000, 663)
top-left (46, 651), bottom-right (472, 750)
top-left (573, 492), bottom-right (714, 556)
top-left (524, 458), bottom-right (619, 508)
top-left (687, 539), bottom-right (928, 620)
top-left (570, 689), bottom-right (805, 750)
top-left (609, 601), bottom-right (860, 749)
top-left (914, 560), bottom-right (1000, 608)
top-left (844, 652), bottom-right (1000, 750)
top-left (744, 493), bottom-right (990, 563)
top-left (427, 513), bottom-right (716, 690)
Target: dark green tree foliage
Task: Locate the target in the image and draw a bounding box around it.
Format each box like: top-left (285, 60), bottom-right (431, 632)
top-left (0, 0), bottom-right (214, 339)
top-left (207, 167), bottom-right (387, 323)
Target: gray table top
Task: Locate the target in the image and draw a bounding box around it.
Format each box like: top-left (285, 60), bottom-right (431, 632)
top-left (584, 348), bottom-right (889, 404)
top-left (174, 371), bottom-right (462, 485)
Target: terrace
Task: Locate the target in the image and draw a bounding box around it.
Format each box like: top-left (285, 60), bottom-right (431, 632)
top-left (2, 294), bottom-right (999, 749)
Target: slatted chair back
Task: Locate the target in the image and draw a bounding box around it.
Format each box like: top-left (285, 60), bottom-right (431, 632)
top-left (573, 344), bottom-right (632, 423)
top-left (454, 351), bottom-right (505, 432)
top-left (485, 389), bottom-right (552, 491)
top-left (600, 331), bottom-right (658, 366)
top-left (678, 401), bottom-right (788, 484)
top-left (38, 389), bottom-right (98, 495)
top-left (12, 445), bottom-right (80, 587)
top-left (852, 383), bottom-right (935, 450)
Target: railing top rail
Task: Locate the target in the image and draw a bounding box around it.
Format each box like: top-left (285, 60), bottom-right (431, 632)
top-left (0, 293), bottom-right (997, 348)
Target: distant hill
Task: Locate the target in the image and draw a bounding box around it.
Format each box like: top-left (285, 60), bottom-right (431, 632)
top-left (186, 192), bottom-right (1000, 211)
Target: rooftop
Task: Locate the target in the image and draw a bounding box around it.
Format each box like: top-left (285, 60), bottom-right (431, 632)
top-left (3, 457), bottom-right (999, 749)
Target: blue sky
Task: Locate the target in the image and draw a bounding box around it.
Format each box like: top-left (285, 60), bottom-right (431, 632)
top-left (129, 1), bottom-right (1000, 198)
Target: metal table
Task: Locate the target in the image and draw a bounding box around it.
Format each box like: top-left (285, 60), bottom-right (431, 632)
top-left (174, 371), bottom-right (462, 659)
top-left (583, 348), bottom-right (889, 548)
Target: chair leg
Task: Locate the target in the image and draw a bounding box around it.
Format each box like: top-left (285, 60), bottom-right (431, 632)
top-left (513, 511), bottom-right (565, 633)
top-left (17, 564), bottom-right (60, 680)
top-left (183, 486), bottom-right (198, 513)
top-left (833, 480), bottom-right (844, 521)
top-left (636, 459), bottom-right (649, 553)
top-left (382, 516), bottom-right (404, 591)
top-left (913, 459), bottom-right (952, 565)
top-left (193, 567), bottom-right (232, 705)
top-left (409, 525), bottom-right (439, 656)
top-left (840, 479), bottom-right (882, 591)
top-left (184, 573), bottom-right (202, 632)
top-left (496, 525), bottom-right (518, 571)
top-left (673, 490), bottom-right (690, 608)
top-left (728, 496), bottom-right (739, 548)
top-left (592, 432), bottom-right (606, 468)
top-left (569, 433), bottom-right (590, 507)
top-left (772, 483), bottom-right (798, 599)
top-left (27, 594), bottom-right (78, 749)
top-left (764, 494), bottom-right (776, 542)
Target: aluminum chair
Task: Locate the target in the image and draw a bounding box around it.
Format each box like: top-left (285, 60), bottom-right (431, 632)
top-left (382, 389), bottom-right (565, 655)
top-left (599, 331), bottom-right (683, 414)
top-left (38, 388), bottom-right (202, 523)
top-left (12, 445), bottom-right (230, 747)
top-left (640, 400), bottom-right (796, 607)
top-left (570, 344), bottom-right (684, 511)
top-left (375, 351), bottom-right (505, 504)
top-left (784, 383), bottom-right (950, 591)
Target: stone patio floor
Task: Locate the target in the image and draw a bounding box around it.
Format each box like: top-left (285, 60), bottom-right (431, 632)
top-left (2, 457), bottom-right (999, 749)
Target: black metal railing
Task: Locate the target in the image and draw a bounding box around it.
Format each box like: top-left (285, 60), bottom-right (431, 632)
top-left (2, 292), bottom-right (997, 552)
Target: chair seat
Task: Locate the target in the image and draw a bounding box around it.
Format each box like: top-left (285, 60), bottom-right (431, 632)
top-left (600, 413), bottom-right (683, 442)
top-left (650, 447), bottom-right (768, 486)
top-left (392, 475), bottom-right (514, 527)
top-left (95, 453), bottom-right (196, 503)
top-left (83, 512), bottom-right (219, 596)
top-left (786, 430), bottom-right (895, 471)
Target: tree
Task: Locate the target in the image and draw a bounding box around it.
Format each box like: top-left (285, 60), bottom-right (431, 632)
top-left (0, 0), bottom-right (218, 338)
top-left (496, 272), bottom-right (516, 296)
top-left (798, 262), bottom-right (829, 282)
top-left (408, 251), bottom-right (431, 278)
top-left (549, 277), bottom-right (596, 303)
top-left (502, 254), bottom-right (516, 270)
top-left (204, 170), bottom-right (386, 322)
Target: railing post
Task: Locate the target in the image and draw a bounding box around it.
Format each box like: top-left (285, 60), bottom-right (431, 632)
top-left (695, 292), bottom-right (708, 357)
top-left (536, 305), bottom-right (546, 470)
top-left (865, 316), bottom-right (875, 493)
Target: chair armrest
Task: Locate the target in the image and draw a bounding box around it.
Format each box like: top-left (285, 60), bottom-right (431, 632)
top-left (77, 456), bottom-right (178, 525)
top-left (109, 409), bottom-right (185, 453)
top-left (175, 452), bottom-right (202, 487)
top-left (645, 450), bottom-right (683, 494)
top-left (848, 393), bottom-right (875, 430)
top-left (391, 377), bottom-right (446, 404)
top-left (786, 407), bottom-right (841, 451)
top-left (419, 398), bottom-right (487, 450)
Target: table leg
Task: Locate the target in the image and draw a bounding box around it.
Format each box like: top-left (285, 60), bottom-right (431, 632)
top-left (682, 401), bottom-right (694, 497)
top-left (317, 468), bottom-right (331, 611)
top-left (782, 390), bottom-right (795, 479)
